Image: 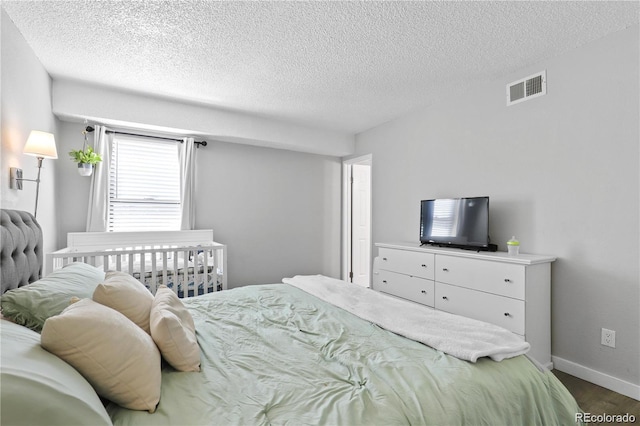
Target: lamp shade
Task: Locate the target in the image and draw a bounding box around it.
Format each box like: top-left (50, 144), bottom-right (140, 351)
top-left (23, 130), bottom-right (58, 159)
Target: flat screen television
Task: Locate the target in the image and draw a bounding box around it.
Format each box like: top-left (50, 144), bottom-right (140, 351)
top-left (420, 197), bottom-right (494, 251)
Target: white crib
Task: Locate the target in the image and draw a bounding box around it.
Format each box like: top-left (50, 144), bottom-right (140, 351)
top-left (47, 230), bottom-right (227, 298)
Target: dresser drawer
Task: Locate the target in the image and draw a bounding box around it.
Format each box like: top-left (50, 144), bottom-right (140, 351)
top-left (434, 282), bottom-right (525, 335)
top-left (435, 255), bottom-right (525, 300)
top-left (377, 270), bottom-right (435, 307)
top-left (378, 248), bottom-right (434, 280)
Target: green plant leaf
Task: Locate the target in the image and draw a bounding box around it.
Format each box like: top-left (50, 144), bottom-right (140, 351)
top-left (68, 147), bottom-right (102, 164)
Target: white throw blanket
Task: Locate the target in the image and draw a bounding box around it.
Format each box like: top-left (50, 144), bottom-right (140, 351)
top-left (282, 275), bottom-right (530, 362)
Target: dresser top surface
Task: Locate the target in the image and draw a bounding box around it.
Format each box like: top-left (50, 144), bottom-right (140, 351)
top-left (376, 242), bottom-right (556, 265)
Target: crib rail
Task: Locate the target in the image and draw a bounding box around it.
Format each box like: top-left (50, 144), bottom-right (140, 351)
top-left (47, 241), bottom-right (227, 298)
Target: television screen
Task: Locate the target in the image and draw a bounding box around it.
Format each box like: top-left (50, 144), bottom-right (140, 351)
top-left (420, 197), bottom-right (489, 249)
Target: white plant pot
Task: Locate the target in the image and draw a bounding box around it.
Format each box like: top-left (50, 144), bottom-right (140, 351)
top-left (78, 163), bottom-right (94, 176)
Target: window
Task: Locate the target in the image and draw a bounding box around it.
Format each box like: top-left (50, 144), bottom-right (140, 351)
top-left (108, 135), bottom-right (181, 232)
top-left (431, 198), bottom-right (460, 237)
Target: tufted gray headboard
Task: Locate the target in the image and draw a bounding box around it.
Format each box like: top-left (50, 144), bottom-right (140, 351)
top-left (1, 209), bottom-right (43, 293)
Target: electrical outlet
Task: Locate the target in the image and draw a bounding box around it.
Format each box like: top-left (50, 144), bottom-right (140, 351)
top-left (601, 328), bottom-right (616, 348)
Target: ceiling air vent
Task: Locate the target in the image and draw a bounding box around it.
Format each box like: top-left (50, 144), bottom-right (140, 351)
top-left (507, 70), bottom-right (546, 106)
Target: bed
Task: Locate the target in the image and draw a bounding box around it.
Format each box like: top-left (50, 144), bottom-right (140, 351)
top-left (0, 209), bottom-right (583, 425)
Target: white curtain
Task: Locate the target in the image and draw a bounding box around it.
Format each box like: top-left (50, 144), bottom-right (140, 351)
top-left (179, 137), bottom-right (196, 230)
top-left (86, 126), bottom-right (112, 232)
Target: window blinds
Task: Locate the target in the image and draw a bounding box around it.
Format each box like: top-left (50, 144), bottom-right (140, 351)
top-left (108, 135), bottom-right (181, 232)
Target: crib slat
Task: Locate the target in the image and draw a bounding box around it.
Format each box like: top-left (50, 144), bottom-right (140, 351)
top-left (173, 251), bottom-right (179, 296)
top-left (182, 250), bottom-right (189, 298)
top-left (149, 249), bottom-right (157, 295)
top-left (139, 251), bottom-right (144, 276)
top-left (193, 249), bottom-right (200, 296)
top-left (213, 248), bottom-right (218, 292)
top-left (128, 254), bottom-right (134, 281)
top-left (207, 249), bottom-right (214, 292)
top-left (162, 251), bottom-right (168, 291)
top-left (203, 250), bottom-right (209, 294)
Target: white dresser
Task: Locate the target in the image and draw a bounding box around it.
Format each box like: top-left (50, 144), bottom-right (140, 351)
top-left (374, 242), bottom-right (556, 367)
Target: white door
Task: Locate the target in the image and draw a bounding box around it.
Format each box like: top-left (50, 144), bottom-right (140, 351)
top-left (342, 155), bottom-right (372, 287)
top-left (351, 163), bottom-right (371, 287)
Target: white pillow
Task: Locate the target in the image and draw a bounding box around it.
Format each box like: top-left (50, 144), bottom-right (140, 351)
top-left (41, 298), bottom-right (161, 412)
top-left (93, 271), bottom-right (154, 334)
top-left (150, 285), bottom-right (201, 372)
top-left (2, 320), bottom-right (112, 426)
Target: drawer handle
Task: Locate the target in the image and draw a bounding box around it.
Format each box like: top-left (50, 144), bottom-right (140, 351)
top-left (382, 280), bottom-right (387, 284)
top-left (421, 264), bottom-right (427, 268)
top-left (382, 257), bottom-right (388, 261)
top-left (421, 290), bottom-right (427, 294)
top-left (442, 296), bottom-right (448, 300)
top-left (442, 268), bottom-right (449, 272)
top-left (504, 278), bottom-right (511, 283)
top-left (504, 312), bottom-right (511, 317)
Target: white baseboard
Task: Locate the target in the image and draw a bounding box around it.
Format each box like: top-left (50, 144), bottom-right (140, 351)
top-left (552, 355), bottom-right (640, 401)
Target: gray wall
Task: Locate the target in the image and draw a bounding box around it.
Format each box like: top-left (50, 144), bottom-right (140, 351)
top-left (1, 9), bottom-right (59, 268)
top-left (195, 141), bottom-right (341, 286)
top-left (353, 26), bottom-right (639, 386)
top-left (55, 121), bottom-right (341, 288)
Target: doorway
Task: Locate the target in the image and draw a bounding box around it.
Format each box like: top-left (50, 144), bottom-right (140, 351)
top-left (342, 154), bottom-right (372, 287)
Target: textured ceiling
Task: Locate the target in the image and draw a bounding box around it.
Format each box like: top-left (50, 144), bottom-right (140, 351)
top-left (3, 1), bottom-right (638, 134)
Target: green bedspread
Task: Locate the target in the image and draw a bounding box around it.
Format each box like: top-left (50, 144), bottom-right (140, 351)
top-left (108, 283), bottom-right (581, 425)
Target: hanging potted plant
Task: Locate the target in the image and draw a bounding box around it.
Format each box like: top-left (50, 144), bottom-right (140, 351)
top-left (69, 146), bottom-right (102, 176)
top-left (69, 127), bottom-right (102, 176)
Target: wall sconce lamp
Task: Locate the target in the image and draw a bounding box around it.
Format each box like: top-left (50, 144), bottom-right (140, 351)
top-left (9, 130), bottom-right (58, 218)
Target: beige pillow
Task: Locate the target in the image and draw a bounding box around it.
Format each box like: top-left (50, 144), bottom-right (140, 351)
top-left (150, 285), bottom-right (201, 372)
top-left (93, 272), bottom-right (154, 334)
top-left (41, 298), bottom-right (161, 412)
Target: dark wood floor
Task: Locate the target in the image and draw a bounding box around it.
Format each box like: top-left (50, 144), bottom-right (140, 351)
top-left (552, 370), bottom-right (640, 422)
